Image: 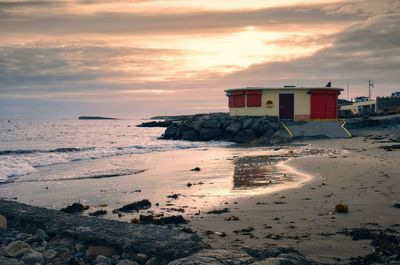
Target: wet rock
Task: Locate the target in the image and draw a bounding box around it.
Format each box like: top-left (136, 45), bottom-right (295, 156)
top-left (115, 199), bottom-right (152, 213)
top-left (36, 228), bottom-right (49, 241)
top-left (60, 202), bottom-right (89, 213)
top-left (201, 118), bottom-right (221, 129)
top-left (139, 214), bottom-right (188, 225)
top-left (21, 249), bottom-right (44, 265)
top-left (207, 208), bottom-right (230, 214)
top-left (86, 245), bottom-right (118, 261)
top-left (95, 255), bottom-right (115, 265)
top-left (167, 194), bottom-right (181, 199)
top-left (0, 213), bottom-right (6, 229)
top-left (190, 167), bottom-right (201, 172)
top-left (181, 130), bottom-right (198, 141)
top-left (137, 120), bottom-right (172, 128)
top-left (4, 240), bottom-right (31, 257)
top-left (335, 202), bottom-right (349, 213)
top-left (393, 203), bottom-right (400, 208)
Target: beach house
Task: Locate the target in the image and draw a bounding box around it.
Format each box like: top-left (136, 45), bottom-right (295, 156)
top-left (225, 86), bottom-right (344, 120)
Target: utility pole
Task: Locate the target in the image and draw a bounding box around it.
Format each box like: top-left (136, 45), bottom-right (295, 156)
top-left (368, 80), bottom-right (374, 99)
top-left (347, 82), bottom-right (350, 101)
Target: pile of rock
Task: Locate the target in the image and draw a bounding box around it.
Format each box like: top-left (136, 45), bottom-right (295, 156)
top-left (160, 114), bottom-right (291, 144)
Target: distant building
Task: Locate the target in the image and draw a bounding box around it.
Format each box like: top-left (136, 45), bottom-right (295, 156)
top-left (376, 91), bottom-right (400, 114)
top-left (225, 86), bottom-right (343, 120)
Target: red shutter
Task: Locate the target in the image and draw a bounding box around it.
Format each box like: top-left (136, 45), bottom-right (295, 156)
top-left (228, 96), bottom-right (234, 108)
top-left (246, 90), bottom-right (261, 107)
top-left (310, 90), bottom-right (339, 119)
top-left (234, 95), bottom-right (245, 107)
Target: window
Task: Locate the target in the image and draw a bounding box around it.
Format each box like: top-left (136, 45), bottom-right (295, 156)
top-left (246, 90), bottom-right (262, 107)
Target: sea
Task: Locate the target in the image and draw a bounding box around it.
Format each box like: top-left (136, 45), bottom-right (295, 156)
top-left (0, 119), bottom-right (230, 183)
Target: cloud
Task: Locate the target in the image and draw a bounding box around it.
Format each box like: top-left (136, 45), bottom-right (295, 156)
top-left (223, 13), bottom-right (400, 97)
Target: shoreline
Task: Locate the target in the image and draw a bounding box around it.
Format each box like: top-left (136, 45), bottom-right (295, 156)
top-left (1, 127), bottom-right (399, 264)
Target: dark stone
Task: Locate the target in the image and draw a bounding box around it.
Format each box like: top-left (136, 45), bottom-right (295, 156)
top-left (233, 129), bottom-right (257, 143)
top-left (137, 120), bottom-right (172, 128)
top-left (199, 128), bottom-right (223, 141)
top-left (89, 210), bottom-right (108, 216)
top-left (115, 200), bottom-right (151, 213)
top-left (200, 118), bottom-right (220, 129)
top-left (181, 130), bottom-right (198, 141)
top-left (224, 122), bottom-right (242, 139)
top-left (60, 202), bottom-right (89, 213)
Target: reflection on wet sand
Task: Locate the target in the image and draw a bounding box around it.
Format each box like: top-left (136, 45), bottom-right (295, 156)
top-left (233, 155), bottom-right (292, 189)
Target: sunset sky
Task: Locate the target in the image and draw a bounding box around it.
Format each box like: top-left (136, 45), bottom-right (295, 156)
top-left (1, 0), bottom-right (399, 118)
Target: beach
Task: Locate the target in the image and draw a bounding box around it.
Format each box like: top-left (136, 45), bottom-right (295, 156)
top-left (1, 120), bottom-right (399, 264)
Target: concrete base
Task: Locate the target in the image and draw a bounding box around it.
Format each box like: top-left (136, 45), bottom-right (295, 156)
top-left (282, 121), bottom-right (352, 139)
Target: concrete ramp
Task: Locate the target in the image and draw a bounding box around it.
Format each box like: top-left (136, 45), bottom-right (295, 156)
top-left (282, 120), bottom-right (352, 139)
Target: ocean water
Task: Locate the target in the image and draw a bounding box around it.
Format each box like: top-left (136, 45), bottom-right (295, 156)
top-left (0, 119), bottom-right (231, 183)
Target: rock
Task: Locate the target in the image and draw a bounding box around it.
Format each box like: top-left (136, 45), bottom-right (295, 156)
top-left (0, 256), bottom-right (23, 265)
top-left (36, 228), bottom-right (49, 241)
top-left (60, 202), bottom-right (89, 213)
top-left (95, 255), bottom-right (115, 265)
top-left (242, 118), bottom-right (255, 129)
top-left (201, 118), bottom-right (220, 129)
top-left (335, 202), bottom-right (349, 213)
top-left (270, 130), bottom-right (291, 145)
top-left (163, 124), bottom-right (179, 139)
top-left (145, 257), bottom-right (159, 265)
top-left (21, 249), bottom-right (44, 265)
top-left (233, 129), bottom-right (257, 143)
top-left (117, 260), bottom-right (140, 265)
top-left (251, 120), bottom-right (266, 136)
top-left (224, 121), bottom-right (242, 138)
top-left (43, 249), bottom-right (58, 259)
top-left (199, 128), bottom-right (223, 141)
top-left (15, 247), bottom-right (31, 258)
top-left (115, 199), bottom-right (152, 213)
top-left (0, 213), bottom-right (7, 229)
top-left (137, 120), bottom-right (172, 128)
top-left (167, 249), bottom-right (254, 264)
top-left (85, 245), bottom-right (118, 261)
top-left (135, 253), bottom-right (149, 264)
top-left (89, 210), bottom-right (108, 216)
top-left (4, 240), bottom-right (31, 257)
top-left (181, 130), bottom-right (198, 141)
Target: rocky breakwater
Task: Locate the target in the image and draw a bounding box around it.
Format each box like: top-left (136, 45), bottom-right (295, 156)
top-left (160, 114), bottom-right (291, 144)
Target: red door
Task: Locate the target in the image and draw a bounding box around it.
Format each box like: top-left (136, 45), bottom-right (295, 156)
top-left (310, 90), bottom-right (339, 119)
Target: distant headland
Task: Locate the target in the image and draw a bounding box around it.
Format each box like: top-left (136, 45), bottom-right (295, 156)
top-left (78, 116), bottom-right (117, 120)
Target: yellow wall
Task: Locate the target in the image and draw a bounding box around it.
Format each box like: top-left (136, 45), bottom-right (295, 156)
top-left (229, 89), bottom-right (310, 120)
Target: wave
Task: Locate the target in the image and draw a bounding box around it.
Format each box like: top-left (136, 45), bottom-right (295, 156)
top-left (0, 140), bottom-right (232, 182)
top-left (0, 147), bottom-right (95, 156)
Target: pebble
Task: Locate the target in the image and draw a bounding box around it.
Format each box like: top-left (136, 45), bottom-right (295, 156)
top-left (135, 253), bottom-right (149, 264)
top-left (117, 260), bottom-right (140, 265)
top-left (36, 228), bottom-right (49, 241)
top-left (43, 249), bottom-right (58, 259)
top-left (95, 254), bottom-right (115, 265)
top-left (21, 249), bottom-right (44, 265)
top-left (86, 245), bottom-right (117, 261)
top-left (4, 240), bottom-right (31, 257)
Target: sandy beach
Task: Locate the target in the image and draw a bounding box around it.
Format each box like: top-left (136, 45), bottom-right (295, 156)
top-left (188, 128), bottom-right (400, 264)
top-left (1, 125), bottom-right (399, 264)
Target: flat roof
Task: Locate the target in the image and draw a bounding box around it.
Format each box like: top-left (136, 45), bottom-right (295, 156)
top-left (225, 86), bottom-right (344, 92)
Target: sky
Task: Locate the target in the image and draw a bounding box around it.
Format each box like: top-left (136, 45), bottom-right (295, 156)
top-left (0, 0), bottom-right (399, 119)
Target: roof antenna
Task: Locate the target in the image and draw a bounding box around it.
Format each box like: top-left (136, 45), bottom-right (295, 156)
top-left (325, 81), bottom-right (331, 88)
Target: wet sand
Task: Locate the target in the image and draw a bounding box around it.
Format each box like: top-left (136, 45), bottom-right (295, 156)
top-left (188, 130), bottom-right (400, 264)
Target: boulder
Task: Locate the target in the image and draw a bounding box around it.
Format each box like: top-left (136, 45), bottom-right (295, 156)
top-left (270, 131), bottom-right (291, 145)
top-left (0, 257), bottom-right (22, 265)
top-left (224, 122), bottom-right (242, 138)
top-left (21, 249), bottom-right (44, 265)
top-left (162, 124), bottom-right (179, 139)
top-left (335, 203), bottom-right (349, 213)
top-left (234, 129), bottom-right (257, 143)
top-left (242, 118), bottom-right (255, 129)
top-left (181, 130), bottom-right (198, 141)
top-left (4, 240), bottom-right (31, 257)
top-left (43, 249), bottom-right (59, 259)
top-left (251, 120), bottom-right (266, 136)
top-left (199, 128), bottom-right (223, 141)
top-left (135, 253), bottom-right (149, 264)
top-left (201, 118), bottom-right (220, 129)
